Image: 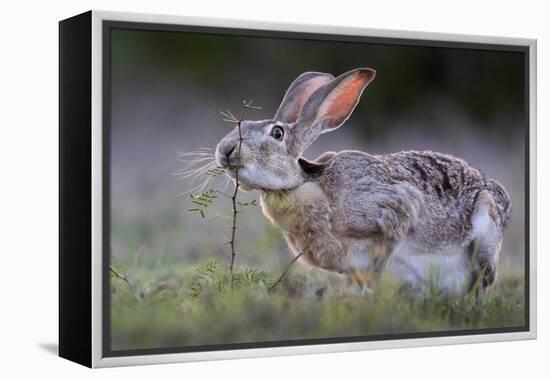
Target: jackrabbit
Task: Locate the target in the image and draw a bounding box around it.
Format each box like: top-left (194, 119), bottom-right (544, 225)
top-left (215, 68), bottom-right (511, 297)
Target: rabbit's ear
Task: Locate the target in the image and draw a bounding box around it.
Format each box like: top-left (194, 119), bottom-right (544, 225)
top-left (291, 68), bottom-right (375, 155)
top-left (273, 72), bottom-right (334, 124)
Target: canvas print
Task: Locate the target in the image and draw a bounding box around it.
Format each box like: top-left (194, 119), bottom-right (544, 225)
top-left (106, 25), bottom-right (527, 354)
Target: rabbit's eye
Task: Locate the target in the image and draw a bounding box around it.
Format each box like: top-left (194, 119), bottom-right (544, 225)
top-left (270, 126), bottom-right (284, 141)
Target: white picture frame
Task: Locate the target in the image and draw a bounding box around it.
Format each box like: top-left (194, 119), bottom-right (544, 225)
top-left (59, 10), bottom-right (537, 368)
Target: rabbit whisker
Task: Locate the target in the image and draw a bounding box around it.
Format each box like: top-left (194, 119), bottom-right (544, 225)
top-left (178, 174), bottom-right (216, 196)
top-left (177, 155), bottom-right (214, 162)
top-left (174, 159), bottom-right (217, 182)
top-left (177, 159), bottom-right (213, 168)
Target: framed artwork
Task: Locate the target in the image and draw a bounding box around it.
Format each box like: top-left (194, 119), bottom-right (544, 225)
top-left (59, 10), bottom-right (537, 368)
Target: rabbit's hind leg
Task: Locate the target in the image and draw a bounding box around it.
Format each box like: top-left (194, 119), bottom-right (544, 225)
top-left (467, 191), bottom-right (503, 293)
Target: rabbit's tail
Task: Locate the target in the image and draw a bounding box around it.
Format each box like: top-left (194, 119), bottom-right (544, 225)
top-left (485, 178), bottom-right (512, 230)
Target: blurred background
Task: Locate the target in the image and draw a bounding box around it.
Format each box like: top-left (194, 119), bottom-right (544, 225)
top-left (108, 27), bottom-right (526, 350)
top-left (110, 27), bottom-right (526, 269)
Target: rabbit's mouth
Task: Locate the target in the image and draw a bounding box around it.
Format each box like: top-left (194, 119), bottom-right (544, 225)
top-left (218, 159), bottom-right (246, 175)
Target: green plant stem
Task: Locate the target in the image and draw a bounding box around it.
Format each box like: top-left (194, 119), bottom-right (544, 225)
top-left (110, 265), bottom-right (135, 291)
top-left (269, 253), bottom-right (304, 291)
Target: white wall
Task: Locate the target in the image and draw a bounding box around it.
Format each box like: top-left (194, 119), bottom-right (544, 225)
top-left (1, 0), bottom-right (546, 376)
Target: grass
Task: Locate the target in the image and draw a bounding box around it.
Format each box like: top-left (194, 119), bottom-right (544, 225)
top-left (110, 258), bottom-right (525, 352)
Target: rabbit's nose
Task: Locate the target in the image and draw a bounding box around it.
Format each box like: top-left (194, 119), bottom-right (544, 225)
top-left (225, 145), bottom-right (237, 158)
top-left (216, 143), bottom-right (237, 167)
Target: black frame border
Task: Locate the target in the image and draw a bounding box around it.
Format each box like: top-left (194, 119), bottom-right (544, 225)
top-left (59, 11), bottom-right (93, 367)
top-left (101, 19), bottom-right (531, 358)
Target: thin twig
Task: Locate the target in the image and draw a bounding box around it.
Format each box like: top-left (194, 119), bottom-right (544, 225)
top-left (229, 108), bottom-right (246, 279)
top-left (269, 253), bottom-right (304, 291)
top-left (109, 265), bottom-right (135, 291)
top-left (227, 100), bottom-right (261, 283)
